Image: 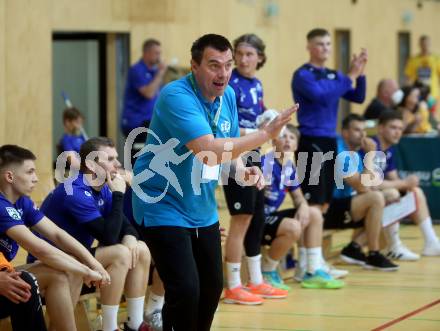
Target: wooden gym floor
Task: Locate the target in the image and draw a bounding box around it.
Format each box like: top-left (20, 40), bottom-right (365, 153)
top-left (212, 224), bottom-right (440, 331)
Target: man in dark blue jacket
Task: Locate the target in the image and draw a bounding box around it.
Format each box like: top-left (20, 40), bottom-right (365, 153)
top-left (291, 28), bottom-right (367, 212)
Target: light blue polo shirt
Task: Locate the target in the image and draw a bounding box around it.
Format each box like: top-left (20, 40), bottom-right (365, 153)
top-left (132, 74), bottom-right (240, 228)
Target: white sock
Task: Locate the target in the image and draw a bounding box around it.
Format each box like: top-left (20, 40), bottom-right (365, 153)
top-left (319, 248), bottom-right (327, 268)
top-left (145, 291), bottom-right (164, 315)
top-left (102, 304), bottom-right (119, 331)
top-left (226, 262), bottom-right (242, 289)
top-left (126, 296), bottom-right (145, 330)
top-left (306, 247), bottom-right (322, 274)
top-left (419, 217), bottom-right (439, 246)
top-left (262, 254), bottom-right (279, 272)
top-left (246, 254), bottom-right (263, 285)
top-left (385, 222), bottom-right (402, 248)
top-left (298, 246), bottom-right (307, 270)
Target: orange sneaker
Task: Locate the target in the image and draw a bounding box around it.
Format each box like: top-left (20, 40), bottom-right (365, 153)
top-left (246, 282), bottom-right (288, 299)
top-left (223, 286), bottom-right (264, 305)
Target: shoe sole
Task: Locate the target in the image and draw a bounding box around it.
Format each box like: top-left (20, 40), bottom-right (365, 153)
top-left (301, 283), bottom-right (344, 289)
top-left (329, 271), bottom-right (349, 279)
top-left (387, 252), bottom-right (420, 261)
top-left (340, 254), bottom-right (366, 266)
top-left (223, 298), bottom-right (263, 305)
top-left (363, 264), bottom-right (399, 271)
top-left (421, 252), bottom-right (440, 256)
top-left (254, 294), bottom-right (288, 299)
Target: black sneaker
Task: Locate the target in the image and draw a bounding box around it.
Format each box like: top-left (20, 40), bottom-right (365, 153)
top-left (364, 251), bottom-right (399, 271)
top-left (340, 242), bottom-right (367, 265)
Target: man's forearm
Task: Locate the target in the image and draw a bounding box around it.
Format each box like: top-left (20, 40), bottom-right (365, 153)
top-left (52, 230), bottom-right (100, 269)
top-left (192, 130), bottom-right (270, 165)
top-left (34, 240), bottom-right (91, 277)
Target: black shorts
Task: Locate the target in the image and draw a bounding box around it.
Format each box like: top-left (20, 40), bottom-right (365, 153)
top-left (323, 197), bottom-right (364, 229)
top-left (223, 157), bottom-right (264, 216)
top-left (296, 135), bottom-right (337, 205)
top-left (262, 208), bottom-right (296, 245)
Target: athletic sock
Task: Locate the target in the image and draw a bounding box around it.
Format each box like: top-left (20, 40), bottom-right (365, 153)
top-left (246, 254), bottom-right (263, 285)
top-left (145, 291), bottom-right (164, 315)
top-left (419, 217), bottom-right (439, 245)
top-left (226, 262), bottom-right (242, 289)
top-left (385, 222), bottom-right (402, 248)
top-left (306, 247), bottom-right (322, 274)
top-left (298, 246), bottom-right (307, 270)
top-left (126, 296), bottom-right (145, 330)
top-left (262, 254), bottom-right (279, 272)
top-left (102, 304), bottom-right (119, 331)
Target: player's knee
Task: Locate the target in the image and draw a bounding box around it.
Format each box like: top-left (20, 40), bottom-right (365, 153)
top-left (47, 268), bottom-right (70, 285)
top-left (229, 214), bottom-right (252, 233)
top-left (384, 188), bottom-right (400, 202)
top-left (309, 206), bottom-right (324, 226)
top-left (282, 218), bottom-right (302, 242)
top-left (112, 244), bottom-right (131, 267)
top-left (137, 241), bottom-right (151, 266)
top-left (366, 191), bottom-right (385, 208)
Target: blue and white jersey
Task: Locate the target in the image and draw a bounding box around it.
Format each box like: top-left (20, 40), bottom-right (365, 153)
top-left (229, 69), bottom-right (265, 129)
top-left (0, 194), bottom-right (44, 261)
top-left (262, 152), bottom-right (300, 215)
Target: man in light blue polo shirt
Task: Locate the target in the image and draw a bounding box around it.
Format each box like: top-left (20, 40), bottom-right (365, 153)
top-left (131, 34), bottom-right (296, 331)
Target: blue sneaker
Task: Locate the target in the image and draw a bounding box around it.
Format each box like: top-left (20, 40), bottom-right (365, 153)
top-left (301, 269), bottom-right (345, 289)
top-left (262, 270), bottom-right (291, 291)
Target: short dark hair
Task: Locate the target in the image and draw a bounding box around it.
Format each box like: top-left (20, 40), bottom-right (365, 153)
top-left (233, 34), bottom-right (267, 70)
top-left (191, 34), bottom-right (233, 65)
top-left (307, 28), bottom-right (330, 41)
top-left (420, 35), bottom-right (429, 42)
top-left (63, 107), bottom-right (83, 123)
top-left (143, 38), bottom-right (161, 52)
top-left (79, 137), bottom-right (115, 171)
top-left (378, 110), bottom-right (403, 126)
top-left (285, 123), bottom-right (300, 140)
top-left (342, 113), bottom-right (365, 130)
top-left (0, 145), bottom-right (36, 171)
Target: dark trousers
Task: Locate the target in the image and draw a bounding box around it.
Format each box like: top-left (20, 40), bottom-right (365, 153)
top-left (140, 222), bottom-right (223, 331)
top-left (0, 271), bottom-right (47, 331)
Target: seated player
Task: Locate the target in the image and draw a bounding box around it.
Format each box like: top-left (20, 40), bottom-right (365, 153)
top-left (326, 114), bottom-right (399, 271)
top-left (0, 252), bottom-right (47, 331)
top-left (40, 137), bottom-right (151, 331)
top-left (369, 111), bottom-right (440, 259)
top-left (0, 144), bottom-right (109, 331)
top-left (259, 124), bottom-right (345, 290)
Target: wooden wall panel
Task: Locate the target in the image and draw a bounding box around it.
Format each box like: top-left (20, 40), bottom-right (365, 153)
top-left (51, 0), bottom-right (130, 32)
top-left (0, 0), bottom-right (5, 142)
top-left (0, 0), bottom-right (439, 203)
top-left (3, 0), bottom-right (53, 203)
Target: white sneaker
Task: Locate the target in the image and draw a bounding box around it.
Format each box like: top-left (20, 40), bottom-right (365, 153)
top-left (386, 244), bottom-right (420, 261)
top-left (293, 264), bottom-right (306, 282)
top-left (322, 263), bottom-right (349, 279)
top-left (422, 241), bottom-right (440, 256)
